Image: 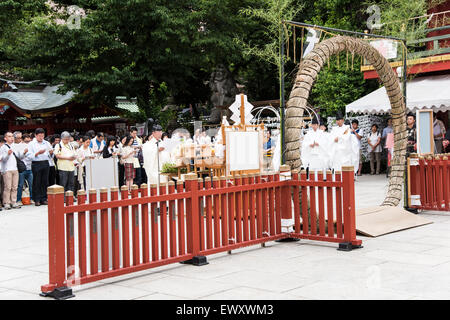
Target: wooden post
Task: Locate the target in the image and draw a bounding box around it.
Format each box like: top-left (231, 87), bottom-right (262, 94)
top-left (182, 173), bottom-right (208, 265)
top-left (279, 165), bottom-right (292, 220)
top-left (240, 93), bottom-right (245, 127)
top-left (77, 190), bottom-right (87, 277)
top-left (140, 184), bottom-right (150, 263)
top-left (110, 186), bottom-right (120, 270)
top-left (40, 185), bottom-right (74, 299)
top-left (100, 188), bottom-right (109, 272)
top-left (339, 166), bottom-right (362, 251)
top-left (65, 191), bottom-right (75, 279)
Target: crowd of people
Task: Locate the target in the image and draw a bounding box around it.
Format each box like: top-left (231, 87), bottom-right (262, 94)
top-left (0, 124), bottom-right (227, 209)
top-left (0, 112), bottom-right (448, 210)
top-left (0, 125), bottom-right (164, 209)
top-left (300, 112), bottom-right (450, 176)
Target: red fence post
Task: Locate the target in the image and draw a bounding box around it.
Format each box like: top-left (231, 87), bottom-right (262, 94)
top-left (212, 177), bottom-right (221, 248)
top-left (77, 190), bottom-right (87, 278)
top-left (89, 189), bottom-right (99, 275)
top-left (277, 165), bottom-right (299, 242)
top-left (110, 186), bottom-right (120, 270)
top-left (220, 176), bottom-right (229, 246)
top-left (339, 166), bottom-right (362, 251)
top-left (131, 184), bottom-right (141, 265)
top-left (183, 173), bottom-right (208, 266)
top-left (100, 188), bottom-right (109, 272)
top-left (443, 155), bottom-right (449, 211)
top-left (120, 185), bottom-right (130, 267)
top-left (140, 183), bottom-right (150, 263)
top-left (168, 181), bottom-right (177, 257)
top-left (40, 185), bottom-right (74, 299)
top-left (65, 191), bottom-right (75, 280)
top-left (407, 154), bottom-right (421, 210)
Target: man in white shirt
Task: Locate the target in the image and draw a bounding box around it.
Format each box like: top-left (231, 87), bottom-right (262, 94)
top-left (27, 128), bottom-right (53, 206)
top-left (90, 132), bottom-right (106, 159)
top-left (12, 132), bottom-right (33, 205)
top-left (1, 132), bottom-right (21, 209)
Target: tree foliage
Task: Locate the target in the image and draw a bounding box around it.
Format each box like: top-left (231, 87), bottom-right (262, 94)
top-left (364, 0), bottom-right (446, 41)
top-left (1, 0), bottom-right (438, 122)
top-left (299, 0), bottom-right (383, 117)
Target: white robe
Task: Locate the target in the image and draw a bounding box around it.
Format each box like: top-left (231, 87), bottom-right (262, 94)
top-left (301, 128), bottom-right (329, 170)
top-left (329, 124), bottom-right (359, 173)
top-left (142, 137), bottom-right (167, 186)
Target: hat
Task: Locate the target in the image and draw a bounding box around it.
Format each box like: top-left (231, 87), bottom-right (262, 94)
top-left (336, 111), bottom-right (344, 120)
top-left (152, 124), bottom-right (163, 132)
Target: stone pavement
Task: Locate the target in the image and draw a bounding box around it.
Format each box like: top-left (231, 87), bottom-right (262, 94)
top-left (1, 174), bottom-right (450, 300)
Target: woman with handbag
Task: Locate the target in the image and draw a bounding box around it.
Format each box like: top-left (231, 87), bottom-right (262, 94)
top-left (120, 136), bottom-right (136, 193)
top-left (117, 135), bottom-right (127, 187)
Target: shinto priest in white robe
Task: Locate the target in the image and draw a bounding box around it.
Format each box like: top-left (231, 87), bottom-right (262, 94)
top-left (329, 123), bottom-right (359, 173)
top-left (143, 135), bottom-right (168, 185)
top-left (301, 127), bottom-right (330, 170)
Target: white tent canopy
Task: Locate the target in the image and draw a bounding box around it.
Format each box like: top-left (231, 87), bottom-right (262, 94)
top-left (346, 74), bottom-right (450, 114)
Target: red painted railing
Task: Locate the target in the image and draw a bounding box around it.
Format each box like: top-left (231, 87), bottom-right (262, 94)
top-left (40, 166), bottom-right (361, 299)
top-left (408, 154), bottom-right (450, 211)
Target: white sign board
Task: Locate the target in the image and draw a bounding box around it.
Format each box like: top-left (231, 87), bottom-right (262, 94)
top-left (85, 157), bottom-right (119, 190)
top-left (226, 131), bottom-right (262, 172)
top-left (416, 109), bottom-right (434, 154)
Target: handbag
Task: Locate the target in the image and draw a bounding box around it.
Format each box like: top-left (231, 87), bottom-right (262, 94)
top-left (21, 180), bottom-right (31, 205)
top-left (5, 144), bottom-right (26, 173)
top-left (133, 156), bottom-right (141, 168)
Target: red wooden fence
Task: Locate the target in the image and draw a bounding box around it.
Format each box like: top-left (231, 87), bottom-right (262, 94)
top-left (40, 166), bottom-right (361, 299)
top-left (408, 153), bottom-right (450, 211)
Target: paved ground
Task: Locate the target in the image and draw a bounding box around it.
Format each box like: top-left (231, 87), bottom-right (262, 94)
top-left (1, 174), bottom-right (450, 300)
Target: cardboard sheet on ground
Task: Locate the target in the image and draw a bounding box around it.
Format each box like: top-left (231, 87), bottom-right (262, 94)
top-left (356, 206), bottom-right (432, 237)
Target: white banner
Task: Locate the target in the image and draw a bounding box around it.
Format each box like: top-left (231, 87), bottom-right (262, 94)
top-left (226, 131), bottom-right (261, 172)
top-left (85, 157), bottom-right (119, 190)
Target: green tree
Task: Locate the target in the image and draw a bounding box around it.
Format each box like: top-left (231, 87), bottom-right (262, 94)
top-left (299, 0), bottom-right (382, 117)
top-left (5, 1), bottom-right (206, 118)
top-left (238, 0), bottom-right (303, 81)
top-left (364, 0), bottom-right (446, 41)
top-left (0, 0), bottom-right (47, 77)
top-left (2, 0), bottom-right (284, 121)
top-left (310, 58), bottom-right (378, 117)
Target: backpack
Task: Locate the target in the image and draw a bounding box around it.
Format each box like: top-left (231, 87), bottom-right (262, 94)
top-left (5, 144), bottom-right (26, 173)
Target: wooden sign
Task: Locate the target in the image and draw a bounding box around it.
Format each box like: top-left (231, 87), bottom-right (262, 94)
top-left (416, 110), bottom-right (434, 155)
